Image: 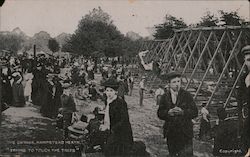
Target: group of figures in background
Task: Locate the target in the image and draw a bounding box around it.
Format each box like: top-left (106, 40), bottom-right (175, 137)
top-left (0, 45), bottom-right (249, 157)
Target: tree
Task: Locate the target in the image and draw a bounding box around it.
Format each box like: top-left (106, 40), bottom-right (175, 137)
top-left (198, 11), bottom-right (219, 27)
top-left (219, 10), bottom-right (245, 26)
top-left (62, 7), bottom-right (125, 57)
top-left (154, 14), bottom-right (187, 39)
top-left (0, 34), bottom-right (24, 53)
top-left (48, 38), bottom-right (59, 53)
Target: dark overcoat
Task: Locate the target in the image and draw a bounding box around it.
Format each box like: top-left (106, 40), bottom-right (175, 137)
top-left (157, 88), bottom-right (198, 156)
top-left (12, 81), bottom-right (25, 107)
top-left (157, 88), bottom-right (198, 138)
top-left (104, 97), bottom-right (134, 156)
top-left (237, 71), bottom-right (250, 149)
top-left (40, 81), bottom-right (54, 118)
top-left (53, 82), bottom-right (63, 112)
top-left (31, 68), bottom-right (47, 106)
top-left (2, 74), bottom-right (13, 105)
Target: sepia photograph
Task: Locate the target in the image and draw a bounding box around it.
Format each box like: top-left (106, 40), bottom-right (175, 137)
top-left (0, 0), bottom-right (249, 156)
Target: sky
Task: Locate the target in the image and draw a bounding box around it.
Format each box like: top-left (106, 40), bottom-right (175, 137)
top-left (0, 0), bottom-right (249, 37)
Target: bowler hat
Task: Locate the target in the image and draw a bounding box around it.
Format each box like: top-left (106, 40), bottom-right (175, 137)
top-left (103, 78), bottom-right (119, 90)
top-left (160, 71), bottom-right (181, 81)
top-left (241, 45), bottom-right (250, 55)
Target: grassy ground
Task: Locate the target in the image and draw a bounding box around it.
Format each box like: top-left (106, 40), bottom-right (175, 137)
top-left (0, 73), bottom-right (215, 157)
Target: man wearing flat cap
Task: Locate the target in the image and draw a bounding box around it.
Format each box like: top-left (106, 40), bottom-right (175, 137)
top-left (157, 71), bottom-right (198, 157)
top-left (237, 45), bottom-right (250, 156)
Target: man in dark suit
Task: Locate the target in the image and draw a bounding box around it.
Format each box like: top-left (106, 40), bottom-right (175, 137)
top-left (157, 72), bottom-right (198, 157)
top-left (237, 45), bottom-right (250, 156)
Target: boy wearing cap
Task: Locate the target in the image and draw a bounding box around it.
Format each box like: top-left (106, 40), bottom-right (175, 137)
top-left (157, 72), bottom-right (198, 157)
top-left (238, 45), bottom-right (250, 156)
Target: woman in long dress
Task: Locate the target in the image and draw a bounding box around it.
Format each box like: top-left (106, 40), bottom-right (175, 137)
top-left (2, 67), bottom-right (13, 105)
top-left (12, 72), bottom-right (25, 107)
top-left (101, 78), bottom-right (134, 156)
top-left (24, 73), bottom-right (33, 103)
top-left (31, 64), bottom-right (48, 106)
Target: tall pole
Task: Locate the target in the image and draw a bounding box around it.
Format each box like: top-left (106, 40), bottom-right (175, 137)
top-left (0, 6), bottom-right (2, 32)
top-left (34, 44), bottom-right (36, 66)
top-left (0, 66), bottom-right (2, 126)
top-left (0, 7), bottom-right (1, 126)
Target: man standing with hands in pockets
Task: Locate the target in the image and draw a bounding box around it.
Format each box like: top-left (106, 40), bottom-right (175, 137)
top-left (157, 72), bottom-right (198, 157)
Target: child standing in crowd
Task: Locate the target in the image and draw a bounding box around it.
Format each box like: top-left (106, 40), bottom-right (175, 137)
top-left (199, 103), bottom-right (211, 140)
top-left (127, 72), bottom-right (134, 96)
top-left (60, 87), bottom-right (77, 138)
top-left (154, 85), bottom-right (165, 106)
top-left (24, 72), bottom-right (33, 103)
top-left (89, 82), bottom-right (98, 101)
top-left (139, 76), bottom-right (146, 106)
top-left (117, 75), bottom-right (126, 99)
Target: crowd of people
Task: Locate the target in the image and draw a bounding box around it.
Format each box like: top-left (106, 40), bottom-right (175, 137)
top-left (1, 45), bottom-right (250, 157)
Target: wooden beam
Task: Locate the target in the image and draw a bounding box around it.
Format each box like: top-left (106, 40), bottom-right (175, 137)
top-left (174, 31), bottom-right (193, 71)
top-left (205, 30), bottom-right (242, 108)
top-left (165, 32), bottom-right (185, 71)
top-left (201, 34), bottom-right (218, 75)
top-left (161, 35), bottom-right (177, 71)
top-left (185, 31), bottom-right (213, 90)
top-left (223, 63), bottom-right (245, 108)
top-left (197, 33), bottom-right (208, 72)
top-left (194, 31), bottom-right (227, 99)
top-left (182, 31), bottom-right (202, 75)
top-left (212, 31), bottom-right (229, 75)
top-left (226, 31), bottom-right (242, 70)
top-left (174, 25), bottom-right (250, 32)
top-left (158, 41), bottom-right (169, 59)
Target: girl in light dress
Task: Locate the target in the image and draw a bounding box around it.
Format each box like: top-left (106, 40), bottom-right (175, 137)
top-left (24, 72), bottom-right (33, 103)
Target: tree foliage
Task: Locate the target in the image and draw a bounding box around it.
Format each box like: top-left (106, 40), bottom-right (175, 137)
top-left (198, 10), bottom-right (246, 27)
top-left (0, 33), bottom-right (24, 53)
top-left (219, 10), bottom-right (245, 26)
top-left (153, 15), bottom-right (187, 39)
top-left (154, 10), bottom-right (246, 39)
top-left (198, 11), bottom-right (219, 27)
top-left (62, 7), bottom-right (129, 57)
top-left (48, 38), bottom-right (59, 53)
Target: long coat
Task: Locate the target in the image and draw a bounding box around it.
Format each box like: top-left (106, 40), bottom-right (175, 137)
top-left (31, 68), bottom-right (47, 106)
top-left (104, 97), bottom-right (134, 156)
top-left (2, 74), bottom-right (12, 105)
top-left (12, 80), bottom-right (25, 107)
top-left (157, 88), bottom-right (198, 156)
top-left (53, 82), bottom-right (63, 113)
top-left (237, 71), bottom-right (250, 149)
top-left (40, 81), bottom-right (54, 118)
